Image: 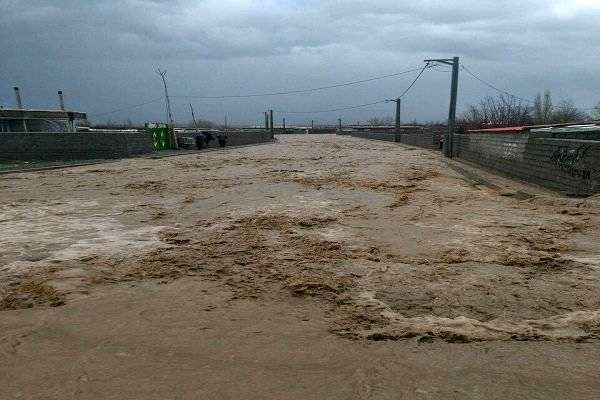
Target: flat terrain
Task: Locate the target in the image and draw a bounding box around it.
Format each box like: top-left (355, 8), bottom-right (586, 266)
top-left (1, 134), bottom-right (599, 399)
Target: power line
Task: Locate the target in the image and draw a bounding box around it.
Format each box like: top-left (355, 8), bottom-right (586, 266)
top-left (171, 66), bottom-right (425, 99)
top-left (87, 64), bottom-right (434, 118)
top-left (275, 100), bottom-right (388, 114)
top-left (275, 64), bottom-right (432, 114)
top-left (461, 64), bottom-right (533, 104)
top-left (88, 98), bottom-right (163, 118)
top-left (397, 63), bottom-right (430, 99)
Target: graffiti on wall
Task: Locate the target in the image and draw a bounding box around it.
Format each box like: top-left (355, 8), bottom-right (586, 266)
top-left (502, 142), bottom-right (523, 160)
top-left (550, 145), bottom-right (592, 180)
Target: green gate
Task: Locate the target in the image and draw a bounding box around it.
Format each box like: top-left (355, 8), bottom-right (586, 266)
top-left (146, 122), bottom-right (172, 151)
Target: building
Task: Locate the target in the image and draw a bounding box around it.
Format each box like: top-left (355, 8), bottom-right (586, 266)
top-left (0, 87), bottom-right (87, 132)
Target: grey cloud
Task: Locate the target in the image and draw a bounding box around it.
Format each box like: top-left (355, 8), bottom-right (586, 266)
top-left (2, 0), bottom-right (600, 124)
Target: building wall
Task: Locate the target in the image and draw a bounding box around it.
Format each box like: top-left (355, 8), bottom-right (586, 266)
top-left (0, 131), bottom-right (153, 161)
top-left (454, 132), bottom-right (600, 195)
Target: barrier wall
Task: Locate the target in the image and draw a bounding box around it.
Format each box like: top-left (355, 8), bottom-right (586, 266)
top-left (348, 128), bottom-right (443, 150)
top-left (397, 133), bottom-right (441, 149)
top-left (0, 131), bottom-right (153, 161)
top-left (454, 132), bottom-right (600, 195)
top-left (348, 131), bottom-right (396, 141)
top-left (345, 125), bottom-right (600, 195)
top-left (180, 131), bottom-right (274, 149)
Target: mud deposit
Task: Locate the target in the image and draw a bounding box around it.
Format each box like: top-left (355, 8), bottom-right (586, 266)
top-left (1, 135), bottom-right (600, 399)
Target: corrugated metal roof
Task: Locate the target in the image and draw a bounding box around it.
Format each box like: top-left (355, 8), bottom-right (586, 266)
top-left (468, 122), bottom-right (599, 134)
top-left (470, 126), bottom-right (528, 133)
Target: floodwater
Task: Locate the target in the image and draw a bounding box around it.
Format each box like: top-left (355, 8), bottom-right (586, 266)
top-left (1, 135), bottom-right (599, 399)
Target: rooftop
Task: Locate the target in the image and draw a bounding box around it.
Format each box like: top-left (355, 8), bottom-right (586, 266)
top-left (0, 108), bottom-right (87, 120)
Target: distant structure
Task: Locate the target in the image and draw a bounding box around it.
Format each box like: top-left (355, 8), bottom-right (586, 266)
top-left (0, 87), bottom-right (87, 133)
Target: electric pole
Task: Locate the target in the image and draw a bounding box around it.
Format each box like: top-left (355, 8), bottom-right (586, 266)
top-left (282, 117), bottom-right (286, 134)
top-left (424, 57), bottom-right (459, 158)
top-left (189, 103), bottom-right (198, 130)
top-left (264, 112), bottom-right (269, 131)
top-left (386, 97), bottom-right (401, 134)
top-left (269, 109), bottom-right (274, 137)
top-left (156, 68), bottom-right (178, 149)
top-left (338, 118), bottom-right (342, 132)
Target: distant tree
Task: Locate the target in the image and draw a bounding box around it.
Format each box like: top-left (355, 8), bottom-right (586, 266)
top-left (184, 119), bottom-right (216, 128)
top-left (532, 90), bottom-right (553, 124)
top-left (551, 99), bottom-right (588, 123)
top-left (367, 116), bottom-right (393, 126)
top-left (460, 94), bottom-right (532, 128)
top-left (590, 102), bottom-right (600, 120)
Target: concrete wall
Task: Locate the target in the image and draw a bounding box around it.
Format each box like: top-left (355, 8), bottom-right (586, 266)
top-left (397, 133), bottom-right (441, 149)
top-left (0, 131), bottom-right (153, 161)
top-left (223, 131), bottom-right (274, 146)
top-left (454, 132), bottom-right (600, 195)
top-left (348, 131), bottom-right (396, 141)
top-left (348, 127), bottom-right (444, 150)
top-left (180, 130), bottom-right (273, 149)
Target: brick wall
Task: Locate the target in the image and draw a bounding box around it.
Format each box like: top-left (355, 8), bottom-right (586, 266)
top-left (454, 132), bottom-right (600, 195)
top-left (0, 131), bottom-right (153, 161)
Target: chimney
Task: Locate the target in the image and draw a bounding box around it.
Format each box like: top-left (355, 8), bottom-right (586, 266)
top-left (13, 87), bottom-right (23, 109)
top-left (58, 90), bottom-right (65, 111)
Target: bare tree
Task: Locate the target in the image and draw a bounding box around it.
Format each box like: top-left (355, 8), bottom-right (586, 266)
top-left (184, 119), bottom-right (216, 128)
top-left (590, 102), bottom-right (600, 120)
top-left (532, 90), bottom-right (553, 124)
top-left (460, 94), bottom-right (532, 128)
top-left (551, 99), bottom-right (588, 123)
top-left (367, 116), bottom-right (393, 126)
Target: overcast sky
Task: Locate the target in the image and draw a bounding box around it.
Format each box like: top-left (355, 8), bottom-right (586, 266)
top-left (2, 0), bottom-right (600, 125)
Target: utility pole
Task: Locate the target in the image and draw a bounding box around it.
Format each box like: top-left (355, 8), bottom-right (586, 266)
top-left (311, 120), bottom-right (314, 131)
top-left (58, 91), bottom-right (66, 111)
top-left (282, 117), bottom-right (286, 134)
top-left (156, 68), bottom-right (178, 149)
top-left (264, 112), bottom-right (269, 131)
top-left (189, 104), bottom-right (198, 131)
top-left (224, 115), bottom-right (228, 132)
top-left (338, 118), bottom-right (342, 132)
top-left (424, 57), bottom-right (459, 157)
top-left (386, 97), bottom-right (401, 134)
top-left (13, 87), bottom-right (27, 132)
top-left (269, 109), bottom-right (274, 138)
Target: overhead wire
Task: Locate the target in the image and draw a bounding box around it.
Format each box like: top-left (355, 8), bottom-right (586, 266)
top-left (396, 62), bottom-right (431, 99)
top-left (461, 64), bottom-right (533, 104)
top-left (88, 97), bottom-right (164, 118)
top-left (88, 63), bottom-right (439, 119)
top-left (170, 66), bottom-right (426, 99)
top-left (88, 65), bottom-right (426, 118)
top-left (275, 63), bottom-right (433, 114)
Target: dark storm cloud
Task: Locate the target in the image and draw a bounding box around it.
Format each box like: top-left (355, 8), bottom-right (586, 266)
top-left (2, 0), bottom-right (600, 124)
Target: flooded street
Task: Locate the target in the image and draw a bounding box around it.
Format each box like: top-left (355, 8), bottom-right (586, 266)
top-left (1, 134), bottom-right (599, 399)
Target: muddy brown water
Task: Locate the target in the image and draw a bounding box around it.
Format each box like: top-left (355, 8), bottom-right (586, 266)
top-left (1, 134), bottom-right (599, 399)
